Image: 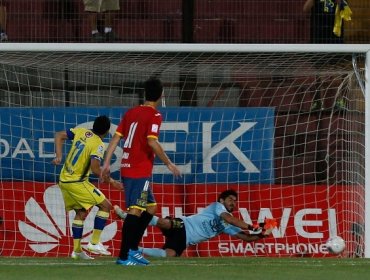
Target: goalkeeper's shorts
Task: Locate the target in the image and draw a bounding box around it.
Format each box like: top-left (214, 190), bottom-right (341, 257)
top-left (161, 218), bottom-right (187, 257)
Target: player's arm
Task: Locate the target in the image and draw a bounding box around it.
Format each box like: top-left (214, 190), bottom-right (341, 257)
top-left (147, 137), bottom-right (181, 178)
top-left (52, 130), bottom-right (69, 165)
top-left (220, 212), bottom-right (252, 231)
top-left (233, 231), bottom-right (265, 242)
top-left (92, 157), bottom-right (123, 190)
top-left (101, 133), bottom-right (121, 177)
top-left (221, 212), bottom-right (277, 236)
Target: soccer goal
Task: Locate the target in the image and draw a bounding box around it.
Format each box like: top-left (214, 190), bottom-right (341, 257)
top-left (0, 43), bottom-right (368, 258)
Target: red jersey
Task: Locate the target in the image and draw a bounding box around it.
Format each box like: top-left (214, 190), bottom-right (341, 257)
top-left (116, 105), bottom-right (162, 178)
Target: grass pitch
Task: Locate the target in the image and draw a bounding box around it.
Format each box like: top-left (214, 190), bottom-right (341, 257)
top-left (0, 257), bottom-right (369, 280)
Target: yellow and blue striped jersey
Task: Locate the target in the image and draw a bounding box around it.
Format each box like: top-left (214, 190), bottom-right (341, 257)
top-left (59, 127), bottom-right (105, 183)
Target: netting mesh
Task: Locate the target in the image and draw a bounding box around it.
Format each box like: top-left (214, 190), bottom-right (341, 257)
top-left (0, 50), bottom-right (366, 257)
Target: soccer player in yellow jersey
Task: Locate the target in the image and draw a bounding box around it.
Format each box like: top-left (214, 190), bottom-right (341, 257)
top-left (52, 115), bottom-right (122, 260)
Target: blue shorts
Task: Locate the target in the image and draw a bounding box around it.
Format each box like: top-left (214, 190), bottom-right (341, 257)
top-left (122, 177), bottom-right (156, 211)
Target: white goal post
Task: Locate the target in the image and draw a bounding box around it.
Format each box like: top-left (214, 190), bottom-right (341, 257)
top-left (0, 43), bottom-right (369, 258)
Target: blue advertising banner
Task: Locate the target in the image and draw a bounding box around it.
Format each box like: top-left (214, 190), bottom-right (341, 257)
top-left (0, 107), bottom-right (274, 184)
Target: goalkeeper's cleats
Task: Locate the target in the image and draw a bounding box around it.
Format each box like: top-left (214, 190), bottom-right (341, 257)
top-left (87, 242), bottom-right (111, 255)
top-left (116, 258), bottom-right (145, 266)
top-left (128, 249), bottom-right (150, 265)
top-left (71, 251), bottom-right (94, 260)
top-left (114, 205), bottom-right (127, 220)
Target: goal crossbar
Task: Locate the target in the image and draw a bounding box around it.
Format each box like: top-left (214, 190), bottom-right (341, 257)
top-left (0, 43), bottom-right (370, 53)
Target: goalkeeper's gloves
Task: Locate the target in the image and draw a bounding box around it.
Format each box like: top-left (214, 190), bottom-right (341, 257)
top-left (248, 218), bottom-right (277, 237)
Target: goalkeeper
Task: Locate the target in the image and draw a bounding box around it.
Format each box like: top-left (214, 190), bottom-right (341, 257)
top-left (114, 189), bottom-right (276, 257)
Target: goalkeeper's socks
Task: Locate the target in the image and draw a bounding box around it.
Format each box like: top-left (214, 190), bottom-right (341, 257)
top-left (140, 247), bottom-right (167, 258)
top-left (149, 215), bottom-right (159, 226)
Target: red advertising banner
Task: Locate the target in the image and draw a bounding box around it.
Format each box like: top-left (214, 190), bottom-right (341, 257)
top-left (0, 182), bottom-right (362, 257)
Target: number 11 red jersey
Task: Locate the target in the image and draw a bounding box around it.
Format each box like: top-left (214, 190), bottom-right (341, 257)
top-left (115, 105), bottom-right (162, 178)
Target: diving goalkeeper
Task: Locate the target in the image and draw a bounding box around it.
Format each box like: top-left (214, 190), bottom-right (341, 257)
top-left (114, 189), bottom-right (277, 257)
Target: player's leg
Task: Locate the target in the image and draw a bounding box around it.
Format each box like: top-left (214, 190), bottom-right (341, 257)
top-left (71, 209), bottom-right (94, 259)
top-left (87, 199), bottom-right (112, 255)
top-left (101, 0), bottom-right (120, 41)
top-left (139, 247), bottom-right (169, 257)
top-left (141, 224), bottom-right (186, 258)
top-left (82, 182), bottom-right (112, 255)
top-left (117, 177), bottom-right (151, 265)
top-left (133, 189), bottom-right (157, 247)
top-left (127, 184), bottom-right (156, 264)
top-left (83, 0), bottom-right (104, 42)
top-left (59, 182), bottom-right (94, 260)
top-left (63, 181), bottom-right (112, 255)
top-left (113, 205), bottom-right (174, 230)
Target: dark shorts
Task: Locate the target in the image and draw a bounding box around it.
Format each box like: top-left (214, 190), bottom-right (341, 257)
top-left (161, 218), bottom-right (187, 257)
top-left (122, 177), bottom-right (156, 210)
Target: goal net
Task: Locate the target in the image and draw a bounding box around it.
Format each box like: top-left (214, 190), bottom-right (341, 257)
top-left (0, 44), bottom-right (367, 258)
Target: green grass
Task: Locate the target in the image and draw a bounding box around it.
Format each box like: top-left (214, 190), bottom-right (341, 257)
top-left (1, 257), bottom-right (369, 280)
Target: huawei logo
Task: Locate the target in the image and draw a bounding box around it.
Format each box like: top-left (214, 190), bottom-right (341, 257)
top-left (18, 185), bottom-right (117, 253)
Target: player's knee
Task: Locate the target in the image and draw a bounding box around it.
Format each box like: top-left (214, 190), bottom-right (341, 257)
top-left (157, 217), bottom-right (172, 230)
top-left (75, 209), bottom-right (88, 220)
top-left (98, 199), bottom-right (112, 212)
top-left (146, 205), bottom-right (157, 215)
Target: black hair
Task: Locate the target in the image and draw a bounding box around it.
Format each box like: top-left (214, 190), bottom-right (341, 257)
top-left (218, 189), bottom-right (238, 202)
top-left (92, 115), bottom-right (111, 135)
top-left (144, 77), bottom-right (163, 102)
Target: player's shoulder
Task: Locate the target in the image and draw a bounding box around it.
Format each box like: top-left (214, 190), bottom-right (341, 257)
top-left (71, 126), bottom-right (88, 136)
top-left (211, 201), bottom-right (228, 214)
top-left (138, 105), bottom-right (161, 115)
top-left (204, 202), bottom-right (222, 212)
top-left (73, 127), bottom-right (100, 141)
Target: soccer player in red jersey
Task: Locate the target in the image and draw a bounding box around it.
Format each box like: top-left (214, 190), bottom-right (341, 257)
top-left (101, 77), bottom-right (181, 265)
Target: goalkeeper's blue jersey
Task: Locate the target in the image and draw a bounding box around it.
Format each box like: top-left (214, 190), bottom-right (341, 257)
top-left (181, 202), bottom-right (242, 246)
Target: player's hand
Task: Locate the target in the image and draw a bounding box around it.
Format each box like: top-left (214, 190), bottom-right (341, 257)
top-left (109, 178), bottom-right (123, 191)
top-left (51, 157), bottom-right (62, 165)
top-left (247, 223), bottom-right (263, 235)
top-left (261, 218), bottom-right (278, 236)
top-left (247, 218), bottom-right (278, 236)
top-left (100, 162), bottom-right (111, 179)
top-left (167, 162), bottom-right (182, 178)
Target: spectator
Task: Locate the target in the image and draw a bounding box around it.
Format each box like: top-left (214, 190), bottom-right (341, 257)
top-left (303, 0), bottom-right (351, 111)
top-left (83, 0), bottom-right (120, 42)
top-left (303, 0), bottom-right (351, 43)
top-left (0, 1), bottom-right (8, 41)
